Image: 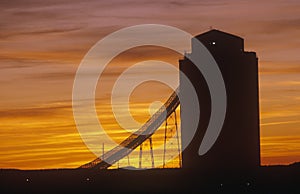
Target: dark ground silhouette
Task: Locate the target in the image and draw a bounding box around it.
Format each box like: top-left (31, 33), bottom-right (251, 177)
top-left (0, 163), bottom-right (299, 193)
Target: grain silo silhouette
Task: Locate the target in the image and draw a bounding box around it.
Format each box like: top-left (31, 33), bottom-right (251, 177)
top-left (180, 29), bottom-right (260, 174)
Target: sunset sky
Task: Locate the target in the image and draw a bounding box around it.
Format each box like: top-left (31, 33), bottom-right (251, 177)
top-left (0, 0), bottom-right (300, 169)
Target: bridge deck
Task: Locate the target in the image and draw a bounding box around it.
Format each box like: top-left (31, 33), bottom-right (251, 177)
top-left (80, 88), bottom-right (180, 169)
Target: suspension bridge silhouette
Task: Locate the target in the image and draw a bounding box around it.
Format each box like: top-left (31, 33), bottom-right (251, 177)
top-left (80, 29), bottom-right (261, 172)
